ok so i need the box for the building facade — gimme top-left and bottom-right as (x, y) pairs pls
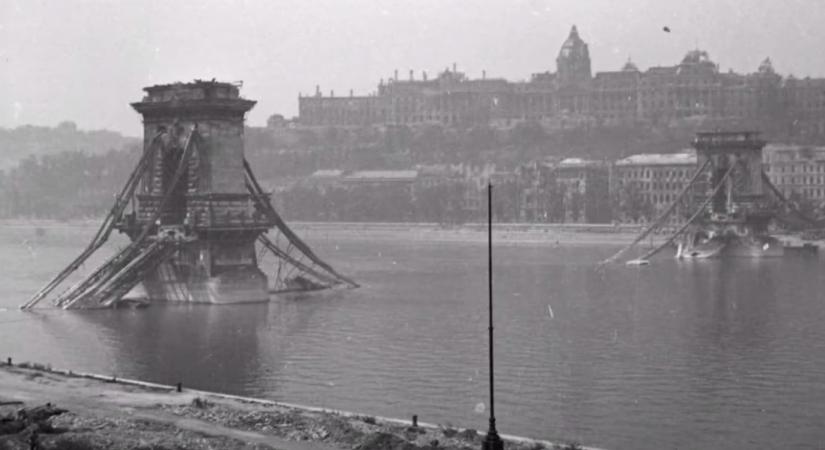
(298, 26), (825, 140)
(611, 152), (699, 224)
(554, 158), (611, 223)
(763, 145), (825, 204)
(516, 161), (557, 222)
(513, 158), (610, 223)
(288, 144), (825, 224)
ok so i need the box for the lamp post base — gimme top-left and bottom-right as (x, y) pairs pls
(482, 419), (504, 450)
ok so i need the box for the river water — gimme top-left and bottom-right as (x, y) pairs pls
(1, 224), (824, 449)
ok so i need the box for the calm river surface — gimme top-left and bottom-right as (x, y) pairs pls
(1, 224), (824, 449)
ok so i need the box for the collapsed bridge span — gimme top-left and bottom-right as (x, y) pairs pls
(603, 131), (825, 264)
(22, 80), (356, 310)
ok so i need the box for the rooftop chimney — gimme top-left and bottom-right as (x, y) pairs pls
(394, 69), (399, 81)
(423, 71), (428, 81)
(349, 89), (354, 97)
(452, 62), (457, 73)
(315, 85), (321, 96)
(482, 70), (487, 80)
(409, 69), (414, 81)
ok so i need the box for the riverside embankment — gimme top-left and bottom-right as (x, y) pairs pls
(289, 221), (659, 247)
(0, 218), (667, 249)
(0, 363), (595, 450)
(5, 219), (819, 252)
(0, 219), (652, 245)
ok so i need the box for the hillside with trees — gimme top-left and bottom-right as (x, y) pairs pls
(0, 123), (140, 218)
(245, 119), (701, 184)
(0, 118), (792, 223)
(0, 121), (139, 170)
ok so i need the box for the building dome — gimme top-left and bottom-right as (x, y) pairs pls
(556, 25), (592, 84)
(622, 58), (639, 72)
(681, 49), (712, 65)
(678, 49), (717, 75)
(559, 26), (586, 57)
(758, 57), (775, 74)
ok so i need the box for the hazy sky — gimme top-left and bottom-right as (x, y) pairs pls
(2, 0), (825, 136)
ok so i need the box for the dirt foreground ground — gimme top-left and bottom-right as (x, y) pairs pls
(0, 363), (594, 450)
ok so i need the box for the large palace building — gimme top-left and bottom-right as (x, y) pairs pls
(298, 26), (825, 139)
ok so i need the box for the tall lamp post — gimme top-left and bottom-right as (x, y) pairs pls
(483, 182), (504, 450)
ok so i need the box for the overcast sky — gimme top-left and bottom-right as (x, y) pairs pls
(2, 0), (824, 136)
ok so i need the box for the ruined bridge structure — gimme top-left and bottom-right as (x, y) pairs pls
(678, 131), (781, 257)
(22, 80), (356, 310)
(603, 130), (825, 264)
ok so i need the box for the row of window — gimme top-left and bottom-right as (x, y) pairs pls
(771, 176), (825, 185)
(621, 180), (687, 192)
(619, 168), (692, 180)
(771, 164), (825, 173)
(302, 98), (825, 125)
(783, 188), (825, 199)
(650, 193), (680, 204)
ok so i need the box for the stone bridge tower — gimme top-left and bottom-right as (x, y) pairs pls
(22, 80), (355, 310)
(125, 80), (274, 303)
(682, 130), (781, 257)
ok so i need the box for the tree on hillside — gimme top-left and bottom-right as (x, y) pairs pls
(411, 124), (445, 162)
(614, 181), (654, 223)
(568, 189), (583, 222)
(547, 181), (566, 222)
(464, 125), (497, 152)
(266, 114), (287, 128)
(413, 183), (449, 223)
(0, 124), (139, 170)
(491, 178), (520, 222)
(57, 121), (78, 132)
(0, 145), (139, 218)
(509, 121), (548, 149)
(787, 190), (819, 222)
(384, 125), (412, 154)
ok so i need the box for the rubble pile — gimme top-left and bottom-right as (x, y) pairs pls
(166, 399), (363, 444)
(0, 402), (269, 450)
(0, 403), (67, 449)
(164, 398), (560, 450)
(0, 366), (578, 450)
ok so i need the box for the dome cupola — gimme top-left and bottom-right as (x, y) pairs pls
(556, 25), (592, 84)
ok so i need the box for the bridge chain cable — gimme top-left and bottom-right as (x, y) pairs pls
(243, 159), (358, 288)
(56, 127), (200, 309)
(761, 171), (825, 228)
(21, 131), (166, 310)
(600, 158), (712, 265)
(633, 163), (738, 262)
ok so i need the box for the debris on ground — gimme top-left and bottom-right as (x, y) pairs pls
(0, 364), (581, 450)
